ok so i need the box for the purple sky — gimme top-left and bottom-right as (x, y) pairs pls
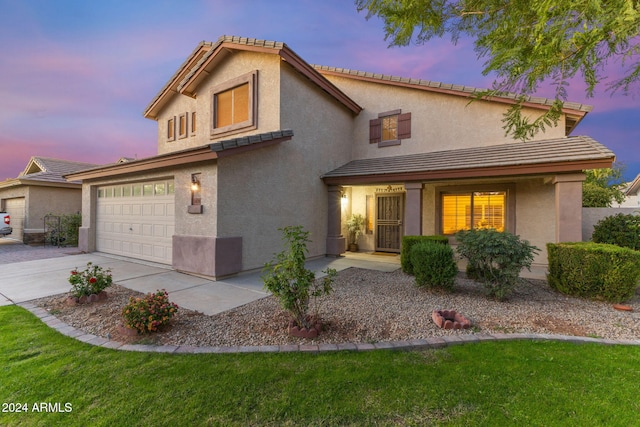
(1, 0), (638, 181)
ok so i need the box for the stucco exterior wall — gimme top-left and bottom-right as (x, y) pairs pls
(514, 177), (556, 265)
(156, 52), (282, 155)
(215, 61), (354, 271)
(28, 186), (82, 230)
(321, 75), (567, 161)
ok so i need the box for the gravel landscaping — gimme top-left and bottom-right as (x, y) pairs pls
(32, 267), (640, 347)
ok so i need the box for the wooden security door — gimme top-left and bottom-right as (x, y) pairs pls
(376, 194), (404, 252)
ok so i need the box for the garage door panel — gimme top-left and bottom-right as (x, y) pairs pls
(96, 180), (174, 265)
(5, 198), (25, 241)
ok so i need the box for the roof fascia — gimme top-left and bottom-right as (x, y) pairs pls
(626, 174), (640, 195)
(143, 42), (213, 120)
(65, 147), (217, 181)
(178, 42), (362, 114)
(322, 158), (613, 186)
(65, 134), (293, 181)
(0, 178), (21, 189)
(317, 68), (589, 118)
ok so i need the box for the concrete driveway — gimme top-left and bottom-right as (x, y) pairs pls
(0, 240), (400, 315)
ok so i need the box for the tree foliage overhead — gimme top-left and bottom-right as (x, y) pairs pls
(356, 0), (640, 140)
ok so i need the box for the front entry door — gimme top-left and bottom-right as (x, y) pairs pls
(376, 194), (404, 252)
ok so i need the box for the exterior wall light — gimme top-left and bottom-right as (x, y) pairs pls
(188, 173), (203, 214)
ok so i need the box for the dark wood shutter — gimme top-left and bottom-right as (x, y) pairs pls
(369, 118), (381, 144)
(398, 112), (411, 139)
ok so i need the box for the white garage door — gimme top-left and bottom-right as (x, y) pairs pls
(96, 180), (175, 264)
(5, 197), (25, 241)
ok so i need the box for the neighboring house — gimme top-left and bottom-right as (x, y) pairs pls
(66, 35), (615, 279)
(0, 157), (99, 243)
(617, 174), (640, 207)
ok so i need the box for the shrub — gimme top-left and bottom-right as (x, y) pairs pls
(455, 229), (539, 301)
(68, 262), (113, 298)
(121, 290), (179, 333)
(410, 241), (458, 291)
(262, 226), (336, 329)
(592, 213), (640, 251)
(401, 235), (449, 274)
(547, 242), (640, 302)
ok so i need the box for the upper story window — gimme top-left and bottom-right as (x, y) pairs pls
(211, 71), (258, 138)
(191, 112), (197, 135)
(369, 109), (411, 147)
(167, 117), (176, 141)
(178, 113), (188, 139)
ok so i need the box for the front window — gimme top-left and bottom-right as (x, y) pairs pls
(442, 191), (506, 234)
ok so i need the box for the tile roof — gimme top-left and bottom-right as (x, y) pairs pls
(209, 129), (293, 152)
(314, 65), (593, 113)
(322, 136), (614, 181)
(20, 157), (100, 184)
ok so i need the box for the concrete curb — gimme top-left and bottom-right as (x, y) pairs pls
(17, 302), (640, 354)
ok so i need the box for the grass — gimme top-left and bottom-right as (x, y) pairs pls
(1, 305), (639, 426)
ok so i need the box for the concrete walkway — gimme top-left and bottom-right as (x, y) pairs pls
(0, 240), (400, 315)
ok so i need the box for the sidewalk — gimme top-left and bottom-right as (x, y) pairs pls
(0, 242), (401, 315)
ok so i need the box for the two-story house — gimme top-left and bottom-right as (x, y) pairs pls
(66, 35), (615, 279)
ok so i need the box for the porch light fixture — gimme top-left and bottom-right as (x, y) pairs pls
(191, 175), (200, 191)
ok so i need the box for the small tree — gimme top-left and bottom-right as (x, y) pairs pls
(263, 226), (336, 329)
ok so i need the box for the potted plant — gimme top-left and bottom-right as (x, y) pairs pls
(346, 214), (365, 252)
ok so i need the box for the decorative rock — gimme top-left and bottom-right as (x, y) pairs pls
(432, 310), (472, 330)
(117, 324), (139, 337)
(288, 318), (322, 338)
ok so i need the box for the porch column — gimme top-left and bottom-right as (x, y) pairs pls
(553, 173), (586, 242)
(404, 182), (423, 236)
(326, 185), (346, 256)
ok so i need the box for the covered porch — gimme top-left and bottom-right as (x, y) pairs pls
(322, 136), (615, 264)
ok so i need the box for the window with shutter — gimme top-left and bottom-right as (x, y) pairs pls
(370, 109), (411, 147)
(210, 71), (258, 138)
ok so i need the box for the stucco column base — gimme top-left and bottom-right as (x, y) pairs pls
(172, 235), (242, 279)
(326, 236), (346, 257)
(553, 173), (586, 242)
(404, 182), (423, 236)
(326, 185), (345, 256)
(78, 226), (94, 253)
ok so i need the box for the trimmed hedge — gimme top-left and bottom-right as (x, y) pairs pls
(410, 241), (458, 291)
(547, 242), (640, 302)
(401, 235), (449, 274)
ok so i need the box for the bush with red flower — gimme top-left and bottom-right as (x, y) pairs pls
(68, 262), (113, 298)
(121, 289), (179, 334)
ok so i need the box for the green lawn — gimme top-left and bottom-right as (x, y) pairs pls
(1, 305), (639, 426)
